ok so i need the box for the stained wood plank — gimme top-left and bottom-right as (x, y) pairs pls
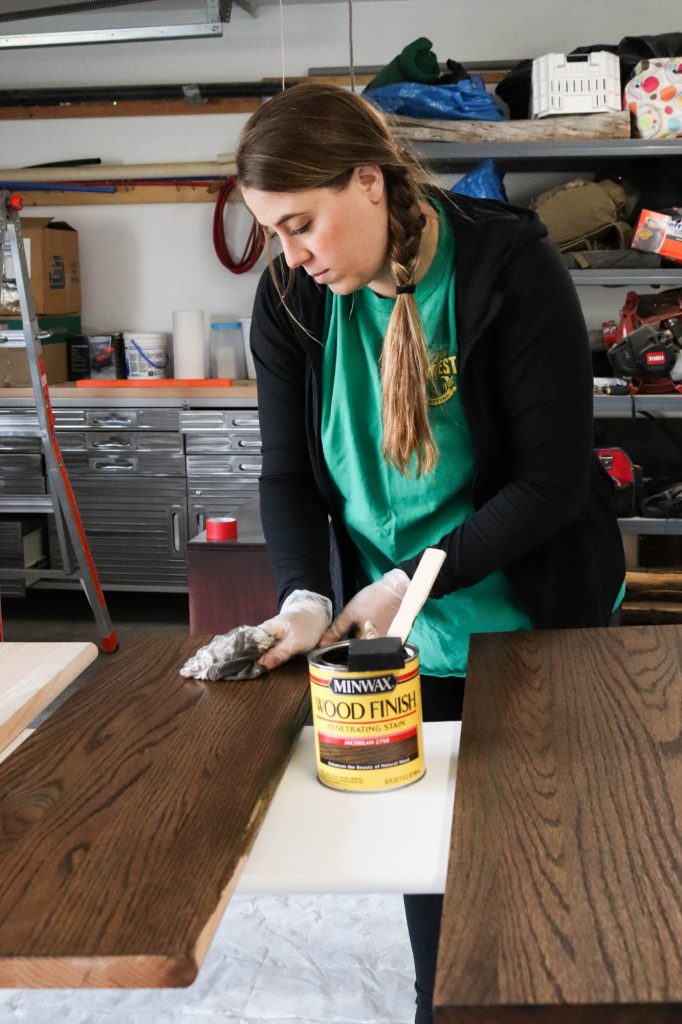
(435, 625), (682, 1023)
(0, 635), (310, 988)
(0, 642), (98, 754)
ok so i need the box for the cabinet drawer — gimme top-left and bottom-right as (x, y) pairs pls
(56, 431), (184, 453)
(181, 410), (259, 432)
(0, 453), (43, 478)
(186, 454), (262, 478)
(53, 408), (181, 431)
(61, 452), (185, 477)
(184, 431), (261, 454)
(0, 436), (42, 452)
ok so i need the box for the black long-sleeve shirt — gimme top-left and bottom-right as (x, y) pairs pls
(250, 191), (625, 629)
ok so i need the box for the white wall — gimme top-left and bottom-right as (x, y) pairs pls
(0, 0), (680, 338)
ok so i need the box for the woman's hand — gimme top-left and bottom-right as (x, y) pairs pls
(257, 590), (333, 671)
(319, 569), (410, 645)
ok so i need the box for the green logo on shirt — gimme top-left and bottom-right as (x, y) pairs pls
(428, 351), (458, 406)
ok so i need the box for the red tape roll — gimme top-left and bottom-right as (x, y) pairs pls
(206, 516), (238, 541)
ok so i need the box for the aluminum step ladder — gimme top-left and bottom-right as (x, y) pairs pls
(0, 190), (118, 651)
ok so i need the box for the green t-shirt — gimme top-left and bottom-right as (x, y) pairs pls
(321, 200), (533, 676)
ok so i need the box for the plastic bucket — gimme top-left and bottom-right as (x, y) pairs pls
(123, 331), (169, 379)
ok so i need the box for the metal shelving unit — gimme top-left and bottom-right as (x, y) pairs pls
(416, 136), (682, 543)
(416, 138), (682, 172)
(618, 517), (682, 536)
(593, 395), (682, 418)
(570, 269), (682, 287)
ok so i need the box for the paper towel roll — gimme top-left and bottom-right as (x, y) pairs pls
(172, 310), (205, 379)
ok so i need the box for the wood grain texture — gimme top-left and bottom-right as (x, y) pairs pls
(0, 635), (310, 987)
(435, 625), (682, 1024)
(188, 542), (277, 635)
(0, 642), (98, 755)
(392, 110), (630, 142)
(0, 97), (260, 120)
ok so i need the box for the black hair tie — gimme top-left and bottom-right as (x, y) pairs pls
(396, 284), (416, 295)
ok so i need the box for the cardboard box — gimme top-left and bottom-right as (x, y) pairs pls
(632, 208), (682, 264)
(1, 217), (81, 315)
(0, 341), (67, 387)
(0, 314), (79, 387)
(0, 313), (82, 344)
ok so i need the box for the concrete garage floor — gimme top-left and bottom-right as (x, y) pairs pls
(0, 589), (416, 1024)
(2, 587), (190, 644)
(1, 588), (191, 718)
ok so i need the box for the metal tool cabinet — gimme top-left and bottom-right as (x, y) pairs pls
(0, 433), (45, 596)
(49, 417), (188, 589)
(0, 396), (261, 593)
(182, 409), (262, 538)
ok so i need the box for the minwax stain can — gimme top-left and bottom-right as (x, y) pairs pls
(307, 641), (425, 792)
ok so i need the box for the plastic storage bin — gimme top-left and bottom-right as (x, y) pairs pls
(209, 322), (246, 380)
(531, 51), (622, 119)
(240, 317), (255, 379)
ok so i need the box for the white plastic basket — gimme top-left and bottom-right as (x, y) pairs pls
(531, 51), (622, 118)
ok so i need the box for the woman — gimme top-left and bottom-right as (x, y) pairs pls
(236, 82), (625, 1024)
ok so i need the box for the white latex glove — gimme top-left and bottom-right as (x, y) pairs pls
(319, 569), (410, 646)
(256, 589), (333, 671)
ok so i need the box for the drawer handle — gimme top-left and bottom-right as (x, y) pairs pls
(91, 439), (133, 449)
(171, 511), (181, 551)
(237, 438), (262, 448)
(238, 462), (262, 472)
(92, 459), (136, 471)
(232, 418), (259, 427)
(91, 415), (134, 426)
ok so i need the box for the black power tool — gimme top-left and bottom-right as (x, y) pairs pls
(606, 319), (682, 394)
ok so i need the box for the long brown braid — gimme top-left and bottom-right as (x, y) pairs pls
(382, 167), (437, 476)
(236, 82), (441, 476)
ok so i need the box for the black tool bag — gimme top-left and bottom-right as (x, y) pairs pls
(640, 478), (682, 518)
(595, 448), (642, 517)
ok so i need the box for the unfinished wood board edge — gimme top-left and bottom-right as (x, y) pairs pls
(0, 727), (34, 765)
(191, 704), (311, 970)
(0, 641), (98, 753)
(0, 953), (197, 989)
(626, 570), (682, 594)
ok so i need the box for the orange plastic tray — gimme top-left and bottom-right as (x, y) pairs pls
(75, 378), (234, 388)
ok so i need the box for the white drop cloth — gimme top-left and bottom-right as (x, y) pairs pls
(0, 893), (415, 1024)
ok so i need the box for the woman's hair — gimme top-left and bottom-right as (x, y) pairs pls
(236, 82), (439, 477)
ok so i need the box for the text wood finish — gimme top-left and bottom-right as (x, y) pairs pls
(434, 625), (682, 1024)
(0, 635), (310, 988)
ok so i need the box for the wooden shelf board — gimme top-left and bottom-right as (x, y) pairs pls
(16, 185), (221, 206)
(0, 96), (261, 121)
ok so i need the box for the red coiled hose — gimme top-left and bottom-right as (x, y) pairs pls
(213, 175), (264, 274)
